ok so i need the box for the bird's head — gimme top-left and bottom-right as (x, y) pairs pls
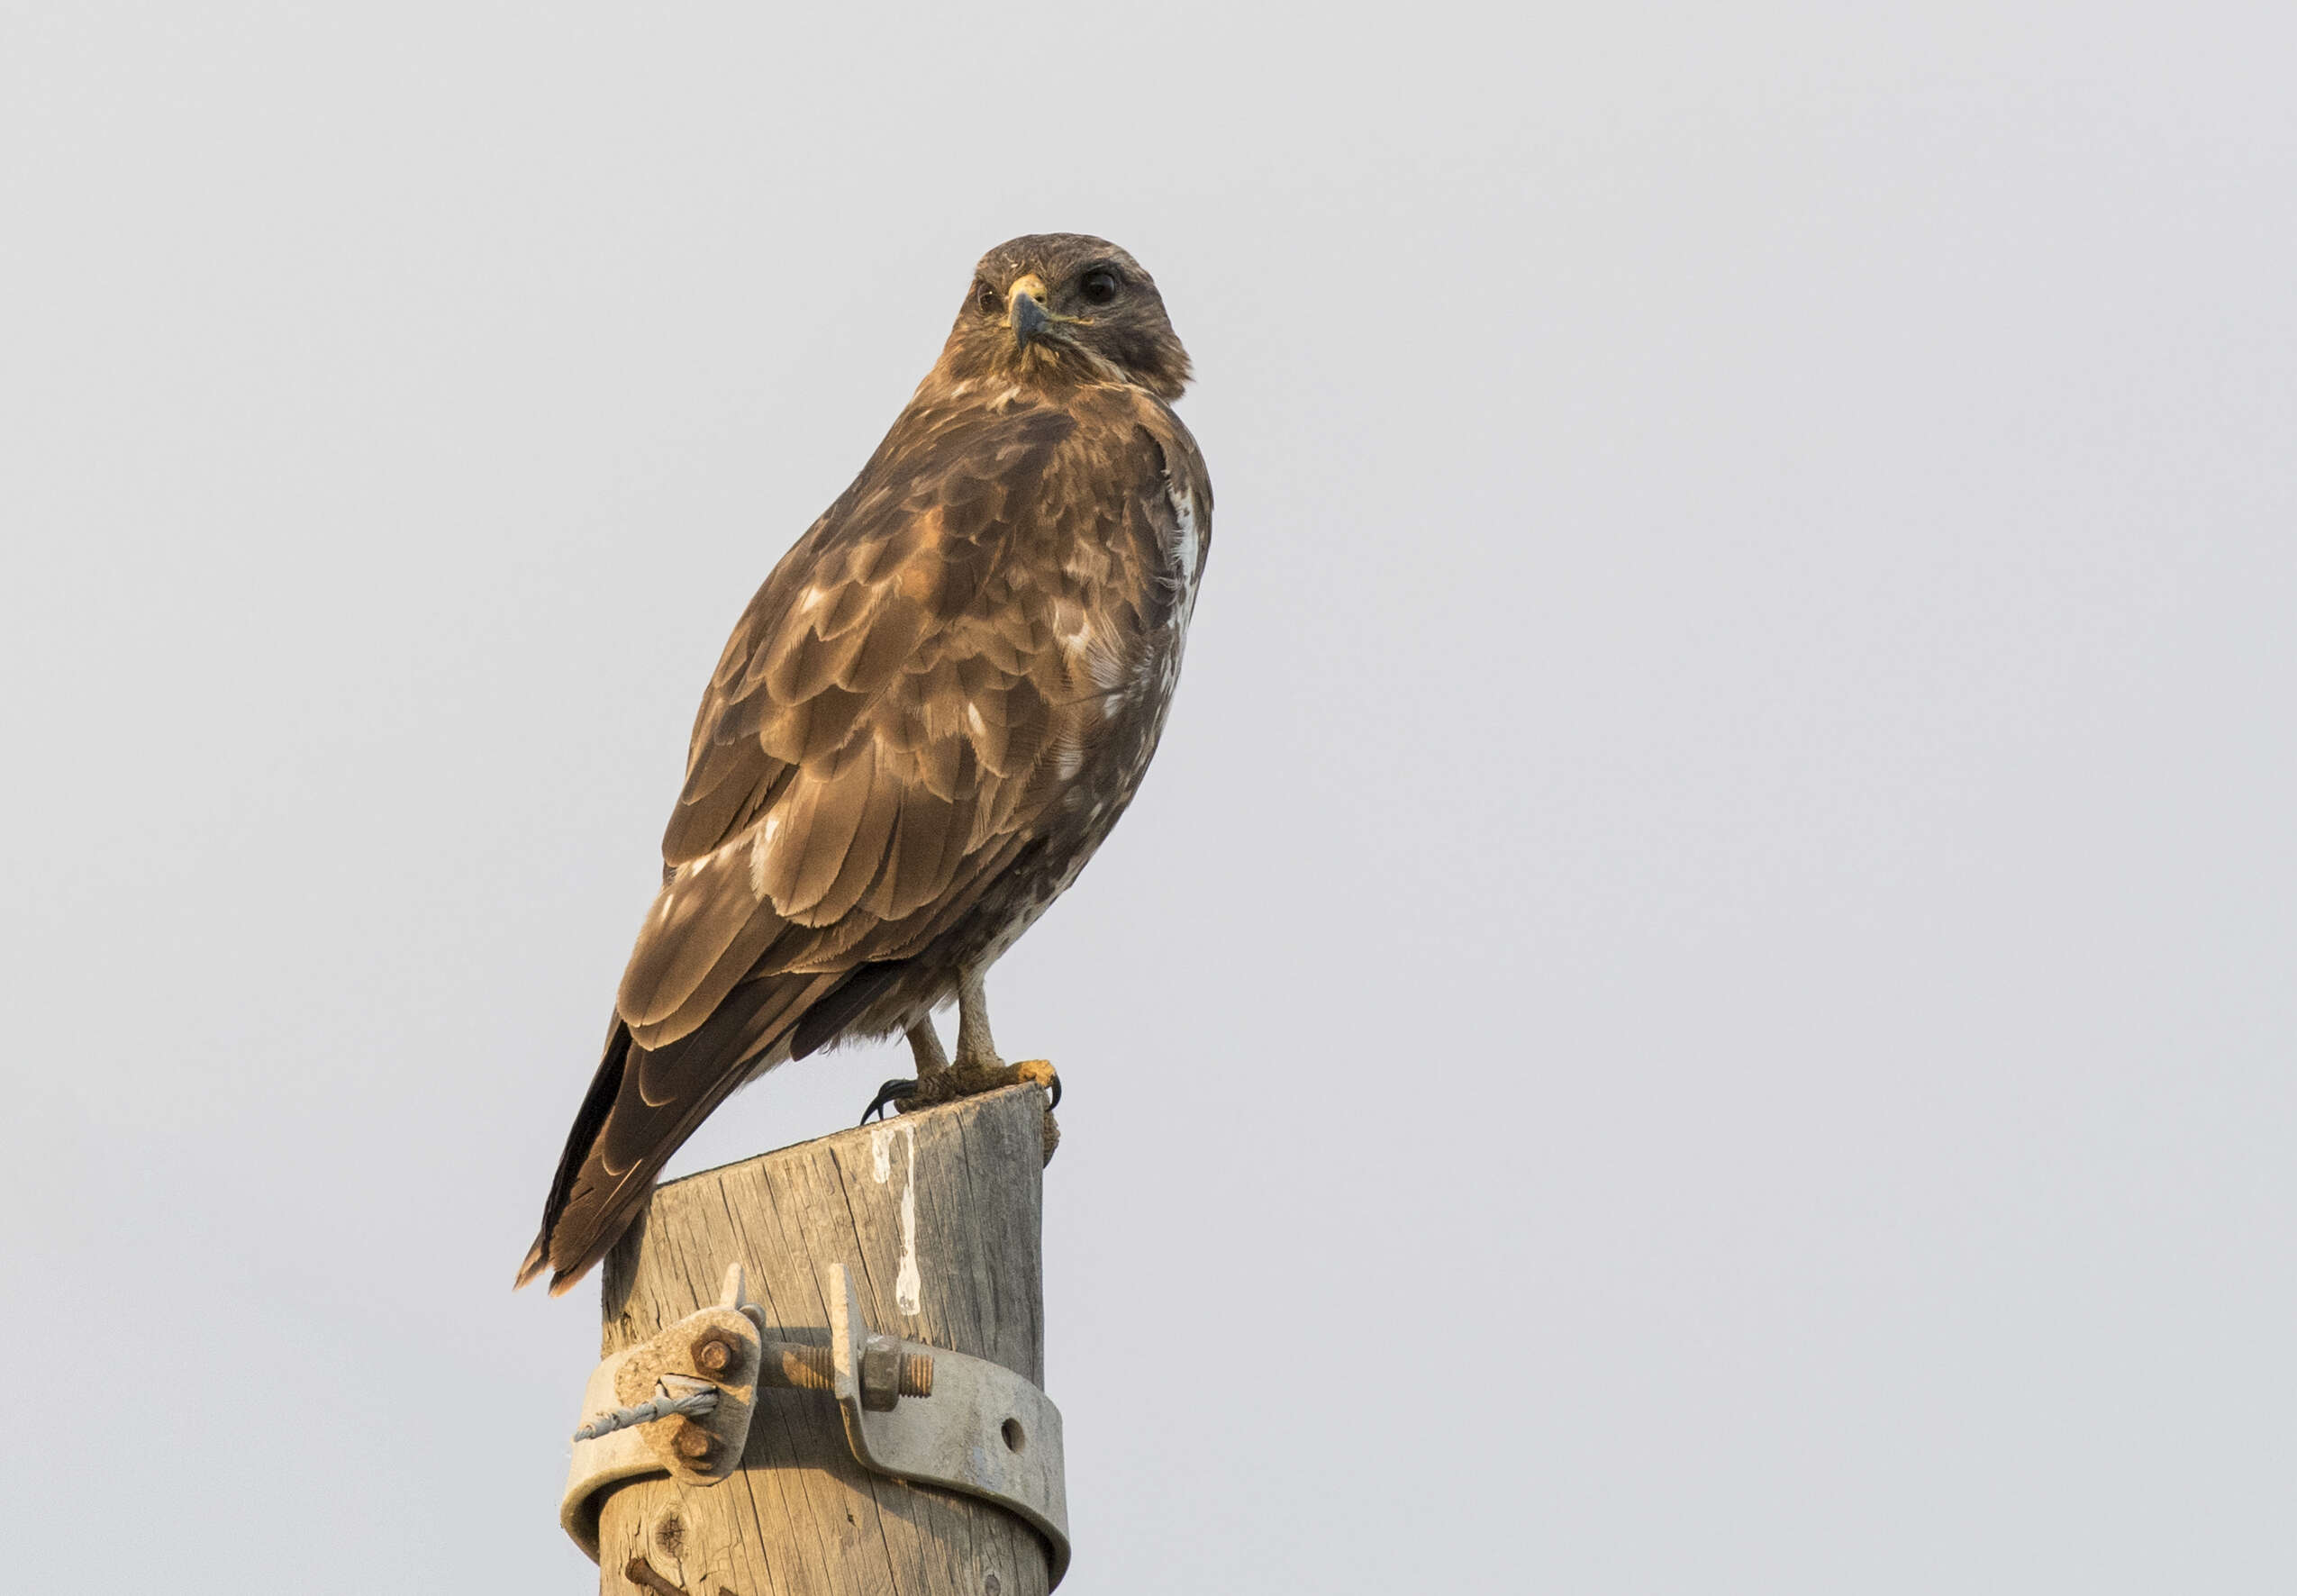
(937, 233), (1193, 402)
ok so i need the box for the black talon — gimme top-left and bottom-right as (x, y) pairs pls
(862, 1078), (917, 1124)
(1047, 1073), (1061, 1111)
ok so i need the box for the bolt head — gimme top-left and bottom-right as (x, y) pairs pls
(693, 1336), (735, 1374)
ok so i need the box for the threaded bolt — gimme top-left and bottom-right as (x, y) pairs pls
(756, 1339), (934, 1398)
(763, 1343), (835, 1390)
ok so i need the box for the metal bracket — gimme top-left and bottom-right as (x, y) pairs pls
(825, 1264), (1071, 1588)
(559, 1262), (1069, 1589)
(561, 1265), (766, 1558)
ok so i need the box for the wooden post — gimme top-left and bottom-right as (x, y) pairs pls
(592, 1084), (1055, 1596)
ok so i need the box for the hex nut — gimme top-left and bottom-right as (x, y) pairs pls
(860, 1333), (902, 1411)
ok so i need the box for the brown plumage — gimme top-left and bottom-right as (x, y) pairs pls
(518, 234), (1212, 1292)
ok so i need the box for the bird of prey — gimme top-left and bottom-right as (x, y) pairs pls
(517, 234), (1212, 1293)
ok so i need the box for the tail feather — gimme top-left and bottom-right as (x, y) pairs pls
(516, 969), (846, 1293)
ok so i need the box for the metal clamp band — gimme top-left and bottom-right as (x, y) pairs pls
(559, 1263), (1070, 1588)
(826, 1265), (1070, 1586)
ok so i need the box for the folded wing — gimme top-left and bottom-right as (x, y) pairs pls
(521, 394), (1200, 1291)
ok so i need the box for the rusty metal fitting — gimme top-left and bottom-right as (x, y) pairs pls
(758, 1338), (931, 1399)
(861, 1333), (937, 1408)
(692, 1333), (745, 1377)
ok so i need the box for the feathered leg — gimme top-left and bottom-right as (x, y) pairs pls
(954, 965), (1001, 1070)
(909, 1016), (951, 1076)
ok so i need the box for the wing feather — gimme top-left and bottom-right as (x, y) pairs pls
(617, 840), (772, 1034)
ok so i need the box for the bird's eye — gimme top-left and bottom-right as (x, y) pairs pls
(1078, 267), (1121, 306)
(975, 280), (1001, 315)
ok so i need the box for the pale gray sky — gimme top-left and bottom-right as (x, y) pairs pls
(3, 3), (2292, 1591)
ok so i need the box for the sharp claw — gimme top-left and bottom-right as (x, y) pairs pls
(861, 1078), (916, 1124)
(1011, 1059), (1060, 1110)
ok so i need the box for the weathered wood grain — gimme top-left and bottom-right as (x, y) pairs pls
(594, 1085), (1054, 1596)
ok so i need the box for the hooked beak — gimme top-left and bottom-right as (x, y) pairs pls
(1007, 273), (1055, 351)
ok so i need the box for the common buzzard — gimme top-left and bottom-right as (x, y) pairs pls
(518, 233), (1212, 1292)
